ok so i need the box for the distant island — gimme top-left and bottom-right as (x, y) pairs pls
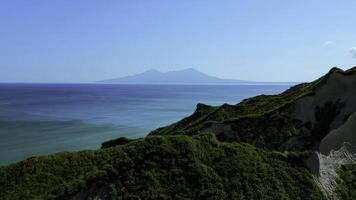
(99, 68), (294, 85)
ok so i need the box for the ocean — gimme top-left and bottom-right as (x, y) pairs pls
(0, 83), (291, 164)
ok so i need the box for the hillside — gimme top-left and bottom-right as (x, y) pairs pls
(1, 67), (356, 199)
(149, 67), (356, 151)
(149, 66), (356, 199)
(0, 134), (325, 200)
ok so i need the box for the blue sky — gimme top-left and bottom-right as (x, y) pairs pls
(1, 0), (356, 83)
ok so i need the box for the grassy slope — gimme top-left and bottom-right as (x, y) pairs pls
(148, 66), (330, 136)
(149, 67), (356, 151)
(148, 80), (319, 151)
(0, 134), (325, 200)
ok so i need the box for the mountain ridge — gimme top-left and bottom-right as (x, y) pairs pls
(99, 68), (291, 85)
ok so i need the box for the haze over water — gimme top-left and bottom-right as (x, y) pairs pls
(0, 84), (290, 164)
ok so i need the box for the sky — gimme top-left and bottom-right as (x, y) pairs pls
(1, 0), (356, 83)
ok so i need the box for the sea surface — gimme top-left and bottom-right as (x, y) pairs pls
(0, 83), (291, 164)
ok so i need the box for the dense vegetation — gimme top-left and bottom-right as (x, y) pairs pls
(335, 164), (356, 200)
(0, 134), (325, 200)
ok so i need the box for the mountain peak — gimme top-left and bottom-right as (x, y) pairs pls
(181, 68), (199, 72)
(144, 69), (161, 74)
(99, 68), (249, 84)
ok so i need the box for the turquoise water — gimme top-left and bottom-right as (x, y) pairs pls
(0, 84), (291, 164)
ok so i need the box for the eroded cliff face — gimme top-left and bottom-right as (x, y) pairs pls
(294, 71), (356, 131)
(306, 144), (356, 200)
(293, 69), (356, 149)
(292, 69), (356, 199)
(320, 113), (356, 155)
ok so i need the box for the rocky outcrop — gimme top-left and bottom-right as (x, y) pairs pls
(293, 68), (356, 150)
(320, 112), (356, 155)
(306, 143), (356, 199)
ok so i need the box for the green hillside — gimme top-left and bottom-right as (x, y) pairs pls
(0, 134), (325, 200)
